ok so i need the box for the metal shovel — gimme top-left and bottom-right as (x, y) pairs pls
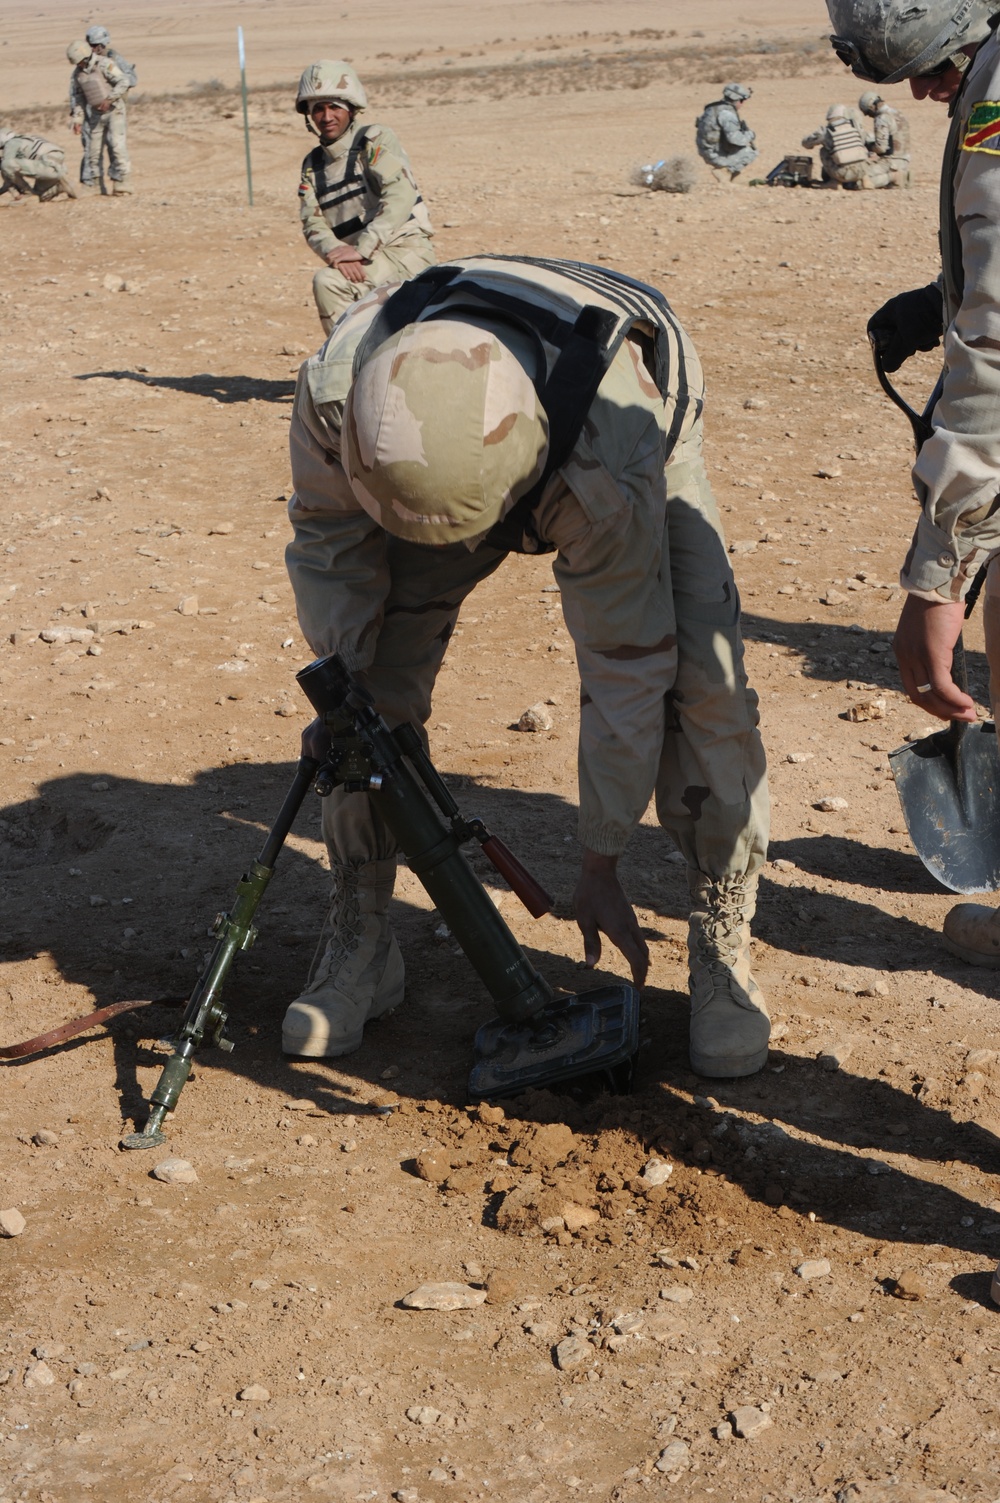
(871, 341), (1000, 893)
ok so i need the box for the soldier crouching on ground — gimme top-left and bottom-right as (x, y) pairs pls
(695, 83), (758, 184)
(0, 129), (77, 201)
(859, 89), (913, 186)
(295, 60), (435, 336)
(66, 37), (131, 193)
(801, 103), (890, 187)
(281, 255), (771, 1081)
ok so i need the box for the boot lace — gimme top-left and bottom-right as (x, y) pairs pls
(310, 868), (364, 984)
(692, 874), (753, 972)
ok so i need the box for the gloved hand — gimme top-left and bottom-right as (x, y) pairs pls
(867, 282), (943, 373)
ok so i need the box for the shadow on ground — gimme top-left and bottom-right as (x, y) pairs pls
(2, 763), (998, 1259)
(76, 370), (297, 404)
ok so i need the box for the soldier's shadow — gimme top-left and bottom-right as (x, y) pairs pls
(1, 764), (997, 1259)
(75, 370), (297, 404)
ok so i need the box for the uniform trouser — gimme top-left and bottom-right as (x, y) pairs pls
(822, 155), (891, 188)
(319, 431), (769, 885)
(312, 234), (436, 335)
(3, 148), (67, 196)
(81, 106), (129, 184)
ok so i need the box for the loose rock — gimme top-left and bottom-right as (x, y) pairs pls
(892, 1268), (928, 1301)
(847, 698), (886, 722)
(813, 796), (848, 813)
(23, 1360), (56, 1388)
(794, 1258), (831, 1281)
(152, 1157), (198, 1185)
(639, 1158), (673, 1187)
(405, 1404), (442, 1426)
(517, 702), (553, 732)
(32, 1129), (59, 1147)
(730, 1405), (772, 1439)
(553, 1334), (592, 1370)
(400, 1282), (487, 1311)
(0, 1208), (26, 1237)
(817, 1043), (852, 1072)
(238, 1384), (271, 1402)
(654, 1440), (690, 1473)
(659, 1286), (694, 1304)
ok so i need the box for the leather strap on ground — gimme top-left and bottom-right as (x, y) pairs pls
(0, 996), (186, 1059)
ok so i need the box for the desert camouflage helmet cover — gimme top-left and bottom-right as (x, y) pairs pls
(826, 102), (849, 119)
(85, 25), (110, 46)
(858, 89), (884, 112)
(722, 82), (752, 102)
(827, 0), (995, 83)
(295, 60), (368, 113)
(66, 39), (92, 64)
(342, 316), (550, 546)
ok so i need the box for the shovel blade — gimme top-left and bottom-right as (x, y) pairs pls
(889, 721), (1000, 893)
(468, 983), (640, 1099)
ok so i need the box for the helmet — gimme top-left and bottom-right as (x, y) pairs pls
(826, 102), (849, 119)
(826, 0), (994, 84)
(86, 25), (110, 46)
(295, 59), (367, 114)
(343, 317), (549, 546)
(66, 39), (92, 64)
(858, 89), (883, 113)
(722, 82), (752, 103)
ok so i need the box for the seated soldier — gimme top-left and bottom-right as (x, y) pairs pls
(295, 60), (435, 336)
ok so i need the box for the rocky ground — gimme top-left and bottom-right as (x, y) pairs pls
(2, 4), (1000, 1502)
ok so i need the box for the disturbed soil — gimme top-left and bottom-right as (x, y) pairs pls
(2, 3), (1000, 1501)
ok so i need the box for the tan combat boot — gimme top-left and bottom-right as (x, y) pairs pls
(282, 859), (405, 1056)
(687, 871), (770, 1077)
(942, 902), (1000, 966)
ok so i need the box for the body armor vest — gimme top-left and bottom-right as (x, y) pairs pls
(353, 254), (699, 554)
(828, 119), (868, 166)
(305, 125), (429, 244)
(78, 64), (111, 107)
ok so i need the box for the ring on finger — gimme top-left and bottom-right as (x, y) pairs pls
(916, 682), (933, 694)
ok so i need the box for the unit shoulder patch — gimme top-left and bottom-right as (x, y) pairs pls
(962, 101), (1000, 154)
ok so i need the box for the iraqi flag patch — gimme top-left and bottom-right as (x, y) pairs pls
(962, 101), (1000, 153)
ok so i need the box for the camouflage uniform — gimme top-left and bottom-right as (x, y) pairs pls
(68, 50), (130, 187)
(284, 256), (770, 1074)
(801, 108), (889, 187)
(694, 95), (758, 179)
(871, 102), (911, 185)
(300, 118), (435, 335)
(0, 132), (74, 200)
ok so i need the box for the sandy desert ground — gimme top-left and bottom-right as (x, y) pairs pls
(2, 2), (1000, 1501)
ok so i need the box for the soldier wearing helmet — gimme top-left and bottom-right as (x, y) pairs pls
(295, 59), (435, 335)
(694, 82), (758, 183)
(281, 255), (770, 1082)
(85, 26), (138, 89)
(801, 101), (889, 187)
(0, 128), (77, 202)
(828, 2), (1000, 1147)
(858, 89), (912, 185)
(66, 35), (133, 193)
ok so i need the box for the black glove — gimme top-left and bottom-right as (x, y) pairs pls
(867, 282), (943, 373)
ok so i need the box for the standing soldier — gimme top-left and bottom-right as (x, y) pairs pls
(695, 83), (758, 184)
(802, 103), (890, 188)
(295, 60), (435, 336)
(281, 255), (771, 1080)
(826, 0), (1000, 1304)
(0, 128), (77, 201)
(85, 25), (137, 89)
(66, 38), (131, 195)
(859, 90), (912, 187)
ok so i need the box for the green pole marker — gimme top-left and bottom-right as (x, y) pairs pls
(238, 25), (253, 206)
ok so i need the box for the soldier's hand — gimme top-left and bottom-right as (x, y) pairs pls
(868, 282), (943, 373)
(325, 245), (368, 284)
(72, 122), (82, 136)
(892, 593), (976, 722)
(573, 850), (649, 990)
(301, 715), (333, 762)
